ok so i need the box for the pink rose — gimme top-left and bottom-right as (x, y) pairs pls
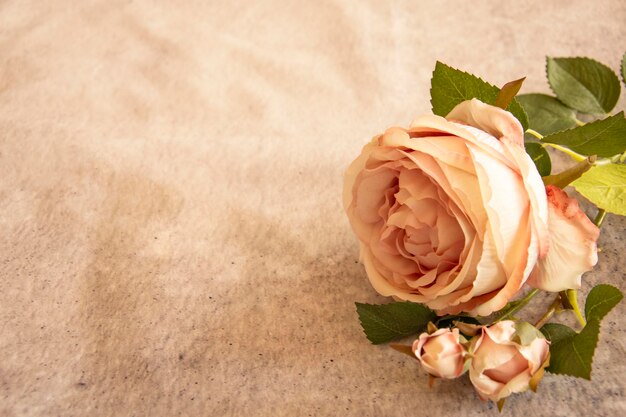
(344, 99), (550, 315)
(469, 320), (549, 402)
(344, 99), (601, 314)
(413, 328), (467, 379)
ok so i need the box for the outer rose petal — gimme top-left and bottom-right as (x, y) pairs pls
(446, 98), (524, 146)
(527, 185), (600, 292)
(343, 137), (378, 211)
(441, 102), (549, 316)
(448, 99), (550, 257)
(469, 321), (550, 402)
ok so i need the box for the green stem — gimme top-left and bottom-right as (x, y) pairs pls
(526, 127), (591, 162)
(526, 129), (543, 140)
(496, 289), (540, 322)
(534, 295), (561, 329)
(593, 158), (613, 166)
(565, 289), (586, 327)
(543, 143), (587, 162)
(593, 209), (606, 228)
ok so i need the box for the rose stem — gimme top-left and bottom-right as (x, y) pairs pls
(496, 289), (540, 322)
(564, 289), (586, 328)
(526, 129), (544, 140)
(544, 143), (587, 162)
(526, 129), (588, 162)
(534, 295), (561, 329)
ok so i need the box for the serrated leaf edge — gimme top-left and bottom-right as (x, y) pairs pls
(430, 61), (528, 129)
(585, 284), (624, 321)
(546, 319), (601, 380)
(356, 303), (406, 344)
(546, 56), (621, 114)
(542, 111), (626, 154)
(355, 302), (435, 345)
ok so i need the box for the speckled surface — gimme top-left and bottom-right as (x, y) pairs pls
(1, 1), (625, 416)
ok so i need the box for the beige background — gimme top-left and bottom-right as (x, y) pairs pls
(1, 1), (625, 416)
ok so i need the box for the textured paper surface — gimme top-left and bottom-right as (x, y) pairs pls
(1, 1), (625, 416)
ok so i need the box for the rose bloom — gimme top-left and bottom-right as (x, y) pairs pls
(413, 328), (466, 379)
(343, 99), (599, 316)
(469, 320), (549, 402)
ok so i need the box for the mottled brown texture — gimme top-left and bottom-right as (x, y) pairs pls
(0, 1), (625, 416)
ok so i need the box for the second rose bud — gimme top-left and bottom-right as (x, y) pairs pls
(412, 328), (468, 379)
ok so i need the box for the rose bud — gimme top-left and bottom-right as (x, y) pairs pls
(412, 328), (467, 379)
(469, 320), (550, 403)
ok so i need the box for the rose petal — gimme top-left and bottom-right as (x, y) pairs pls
(519, 338), (550, 374)
(446, 98), (524, 147)
(527, 185), (600, 292)
(343, 137), (378, 211)
(500, 139), (550, 258)
(466, 139), (530, 274)
(483, 320), (517, 344)
(361, 243), (429, 303)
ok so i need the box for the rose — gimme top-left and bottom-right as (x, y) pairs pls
(343, 98), (599, 316)
(413, 328), (467, 379)
(469, 320), (549, 402)
(343, 99), (549, 315)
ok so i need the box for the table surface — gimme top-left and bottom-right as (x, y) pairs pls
(1, 1), (625, 416)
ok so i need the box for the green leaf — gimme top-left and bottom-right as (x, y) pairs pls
(585, 284), (624, 321)
(517, 94), (577, 136)
(622, 52), (626, 86)
(431, 61), (528, 130)
(495, 77), (526, 110)
(524, 142), (552, 176)
(547, 57), (621, 114)
(540, 323), (576, 344)
(541, 112), (626, 158)
(543, 285), (621, 379)
(355, 302), (436, 345)
(572, 163), (626, 215)
(546, 318), (600, 379)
